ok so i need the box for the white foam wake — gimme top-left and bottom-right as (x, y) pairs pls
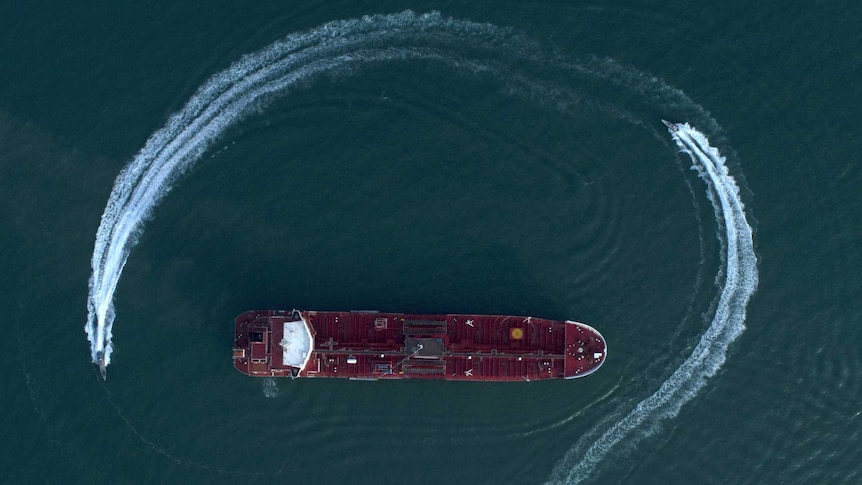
(551, 123), (758, 483)
(84, 10), (541, 372)
(84, 10), (757, 483)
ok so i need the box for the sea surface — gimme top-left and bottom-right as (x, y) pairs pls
(1, 2), (860, 484)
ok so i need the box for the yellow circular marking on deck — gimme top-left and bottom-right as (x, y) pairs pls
(510, 328), (524, 340)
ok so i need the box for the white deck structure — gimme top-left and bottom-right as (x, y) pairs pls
(280, 317), (313, 369)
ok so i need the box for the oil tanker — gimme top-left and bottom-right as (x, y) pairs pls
(233, 310), (606, 381)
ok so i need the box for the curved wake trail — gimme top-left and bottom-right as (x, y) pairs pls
(551, 123), (758, 483)
(84, 10), (756, 483)
(84, 11), (526, 372)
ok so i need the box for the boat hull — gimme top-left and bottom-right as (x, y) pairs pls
(233, 310), (606, 381)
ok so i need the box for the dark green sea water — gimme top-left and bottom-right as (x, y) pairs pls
(2, 2), (860, 484)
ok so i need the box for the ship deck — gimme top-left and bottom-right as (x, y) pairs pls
(233, 310), (606, 381)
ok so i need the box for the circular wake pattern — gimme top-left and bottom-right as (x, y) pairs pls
(84, 11), (758, 483)
(548, 124), (758, 483)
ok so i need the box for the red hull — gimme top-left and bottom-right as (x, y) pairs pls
(233, 310), (606, 381)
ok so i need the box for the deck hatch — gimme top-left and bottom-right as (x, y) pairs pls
(405, 337), (445, 359)
(403, 318), (448, 335)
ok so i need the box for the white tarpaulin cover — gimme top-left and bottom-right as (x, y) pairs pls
(280, 318), (313, 368)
